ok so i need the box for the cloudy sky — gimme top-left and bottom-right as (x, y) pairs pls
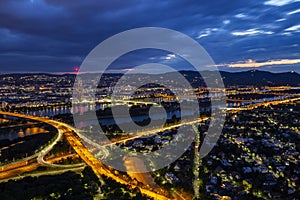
(0, 0), (300, 73)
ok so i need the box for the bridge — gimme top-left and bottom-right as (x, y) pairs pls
(76, 98), (159, 106)
(1, 96), (300, 199)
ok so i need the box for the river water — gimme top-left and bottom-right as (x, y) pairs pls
(1, 96), (289, 140)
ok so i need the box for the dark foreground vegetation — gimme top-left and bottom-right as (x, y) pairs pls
(0, 167), (151, 200)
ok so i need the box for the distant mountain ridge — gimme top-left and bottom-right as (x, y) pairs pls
(1, 70), (299, 87)
(177, 70), (300, 87)
(220, 70), (300, 87)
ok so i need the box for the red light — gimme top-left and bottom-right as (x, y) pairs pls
(74, 67), (79, 72)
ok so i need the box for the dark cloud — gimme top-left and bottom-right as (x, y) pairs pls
(0, 0), (299, 73)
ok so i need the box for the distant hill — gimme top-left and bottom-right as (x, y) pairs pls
(1, 70), (299, 87)
(175, 70), (300, 87)
(220, 70), (300, 87)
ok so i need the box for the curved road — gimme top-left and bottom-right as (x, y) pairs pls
(0, 111), (173, 200)
(1, 96), (299, 199)
(0, 111), (86, 169)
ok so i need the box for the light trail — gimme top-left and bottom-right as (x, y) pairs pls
(0, 154), (83, 180)
(0, 96), (299, 199)
(0, 111), (172, 199)
(104, 117), (210, 147)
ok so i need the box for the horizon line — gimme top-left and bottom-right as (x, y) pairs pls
(0, 69), (299, 76)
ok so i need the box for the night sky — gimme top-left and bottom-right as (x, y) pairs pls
(0, 0), (300, 73)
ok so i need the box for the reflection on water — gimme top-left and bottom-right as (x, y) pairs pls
(23, 96), (287, 118)
(226, 96), (289, 107)
(24, 104), (109, 117)
(14, 96), (288, 132)
(22, 104), (198, 129)
(0, 124), (47, 141)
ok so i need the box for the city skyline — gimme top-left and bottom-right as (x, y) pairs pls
(0, 2), (300, 199)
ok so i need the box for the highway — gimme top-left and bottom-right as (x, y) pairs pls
(0, 111), (173, 200)
(76, 98), (158, 105)
(63, 129), (173, 200)
(104, 117), (210, 147)
(0, 96), (299, 199)
(0, 154), (83, 180)
(0, 165), (85, 183)
(227, 96), (300, 112)
(96, 96), (300, 148)
(0, 111), (84, 170)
